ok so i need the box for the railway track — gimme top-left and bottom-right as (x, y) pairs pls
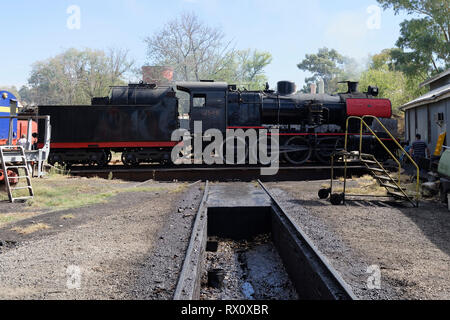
(67, 163), (366, 182)
(174, 180), (356, 300)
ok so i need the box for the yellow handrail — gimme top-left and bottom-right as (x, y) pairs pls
(344, 116), (420, 204)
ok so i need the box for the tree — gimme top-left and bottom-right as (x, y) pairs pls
(377, 0), (450, 76)
(24, 48), (134, 105)
(144, 13), (272, 89)
(211, 49), (273, 90)
(236, 49), (273, 89)
(370, 48), (403, 70)
(297, 48), (345, 93)
(145, 12), (232, 82)
(362, 48), (428, 114)
(297, 48), (363, 94)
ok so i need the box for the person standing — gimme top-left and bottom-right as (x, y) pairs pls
(409, 134), (430, 169)
(17, 134), (28, 148)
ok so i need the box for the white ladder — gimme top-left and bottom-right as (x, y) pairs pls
(0, 146), (34, 203)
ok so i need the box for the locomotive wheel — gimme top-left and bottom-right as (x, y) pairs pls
(315, 138), (345, 164)
(106, 150), (112, 163)
(283, 137), (311, 165)
(96, 151), (110, 167)
(64, 162), (73, 169)
(122, 152), (139, 167)
(48, 155), (56, 166)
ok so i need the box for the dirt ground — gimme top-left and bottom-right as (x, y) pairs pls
(0, 179), (203, 300)
(267, 180), (450, 300)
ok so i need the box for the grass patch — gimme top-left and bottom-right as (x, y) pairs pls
(1, 171), (187, 215)
(123, 184), (187, 194)
(170, 184), (188, 194)
(0, 215), (19, 225)
(0, 212), (39, 228)
(12, 223), (51, 235)
(46, 164), (71, 179)
(25, 182), (116, 210)
(0, 176), (121, 211)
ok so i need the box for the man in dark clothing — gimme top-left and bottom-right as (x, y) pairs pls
(409, 134), (430, 170)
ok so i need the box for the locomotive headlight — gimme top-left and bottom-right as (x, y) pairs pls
(368, 86), (379, 97)
(1, 92), (7, 99)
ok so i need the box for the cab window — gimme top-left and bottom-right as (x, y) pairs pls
(193, 94), (206, 108)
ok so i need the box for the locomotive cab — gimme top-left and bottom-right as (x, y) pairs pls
(176, 82), (227, 133)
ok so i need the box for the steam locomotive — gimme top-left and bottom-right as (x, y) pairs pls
(37, 80), (396, 167)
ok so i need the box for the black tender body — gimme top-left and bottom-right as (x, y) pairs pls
(38, 85), (178, 144)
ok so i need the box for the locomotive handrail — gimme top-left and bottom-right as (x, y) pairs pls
(343, 115), (420, 206)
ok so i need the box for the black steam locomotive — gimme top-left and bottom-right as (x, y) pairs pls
(38, 80), (395, 167)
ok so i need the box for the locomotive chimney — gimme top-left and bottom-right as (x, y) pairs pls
(347, 81), (359, 93)
(310, 83), (317, 95)
(277, 81), (296, 95)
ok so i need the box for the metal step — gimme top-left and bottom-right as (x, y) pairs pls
(12, 196), (34, 201)
(361, 159), (378, 165)
(367, 167), (385, 173)
(353, 152), (374, 158)
(5, 165), (28, 170)
(387, 191), (409, 199)
(8, 176), (30, 180)
(1, 157), (26, 162)
(373, 174), (393, 180)
(381, 183), (406, 191)
(11, 186), (33, 191)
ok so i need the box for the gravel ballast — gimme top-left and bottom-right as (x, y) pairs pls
(0, 182), (203, 300)
(267, 180), (450, 300)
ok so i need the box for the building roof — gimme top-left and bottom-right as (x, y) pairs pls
(400, 82), (450, 111)
(419, 68), (450, 88)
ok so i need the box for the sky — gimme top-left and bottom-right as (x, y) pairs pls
(0, 0), (411, 90)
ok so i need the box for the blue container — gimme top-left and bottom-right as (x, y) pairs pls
(0, 90), (18, 142)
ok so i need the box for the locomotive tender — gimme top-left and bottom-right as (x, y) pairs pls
(38, 80), (395, 167)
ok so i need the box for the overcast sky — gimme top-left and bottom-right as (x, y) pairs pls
(0, 0), (410, 89)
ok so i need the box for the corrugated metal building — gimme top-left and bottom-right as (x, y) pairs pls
(401, 69), (450, 152)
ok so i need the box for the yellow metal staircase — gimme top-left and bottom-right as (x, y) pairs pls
(359, 152), (415, 205)
(325, 116), (420, 207)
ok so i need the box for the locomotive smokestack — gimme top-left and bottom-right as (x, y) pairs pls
(339, 81), (359, 94)
(347, 81), (359, 93)
(277, 81), (296, 95)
